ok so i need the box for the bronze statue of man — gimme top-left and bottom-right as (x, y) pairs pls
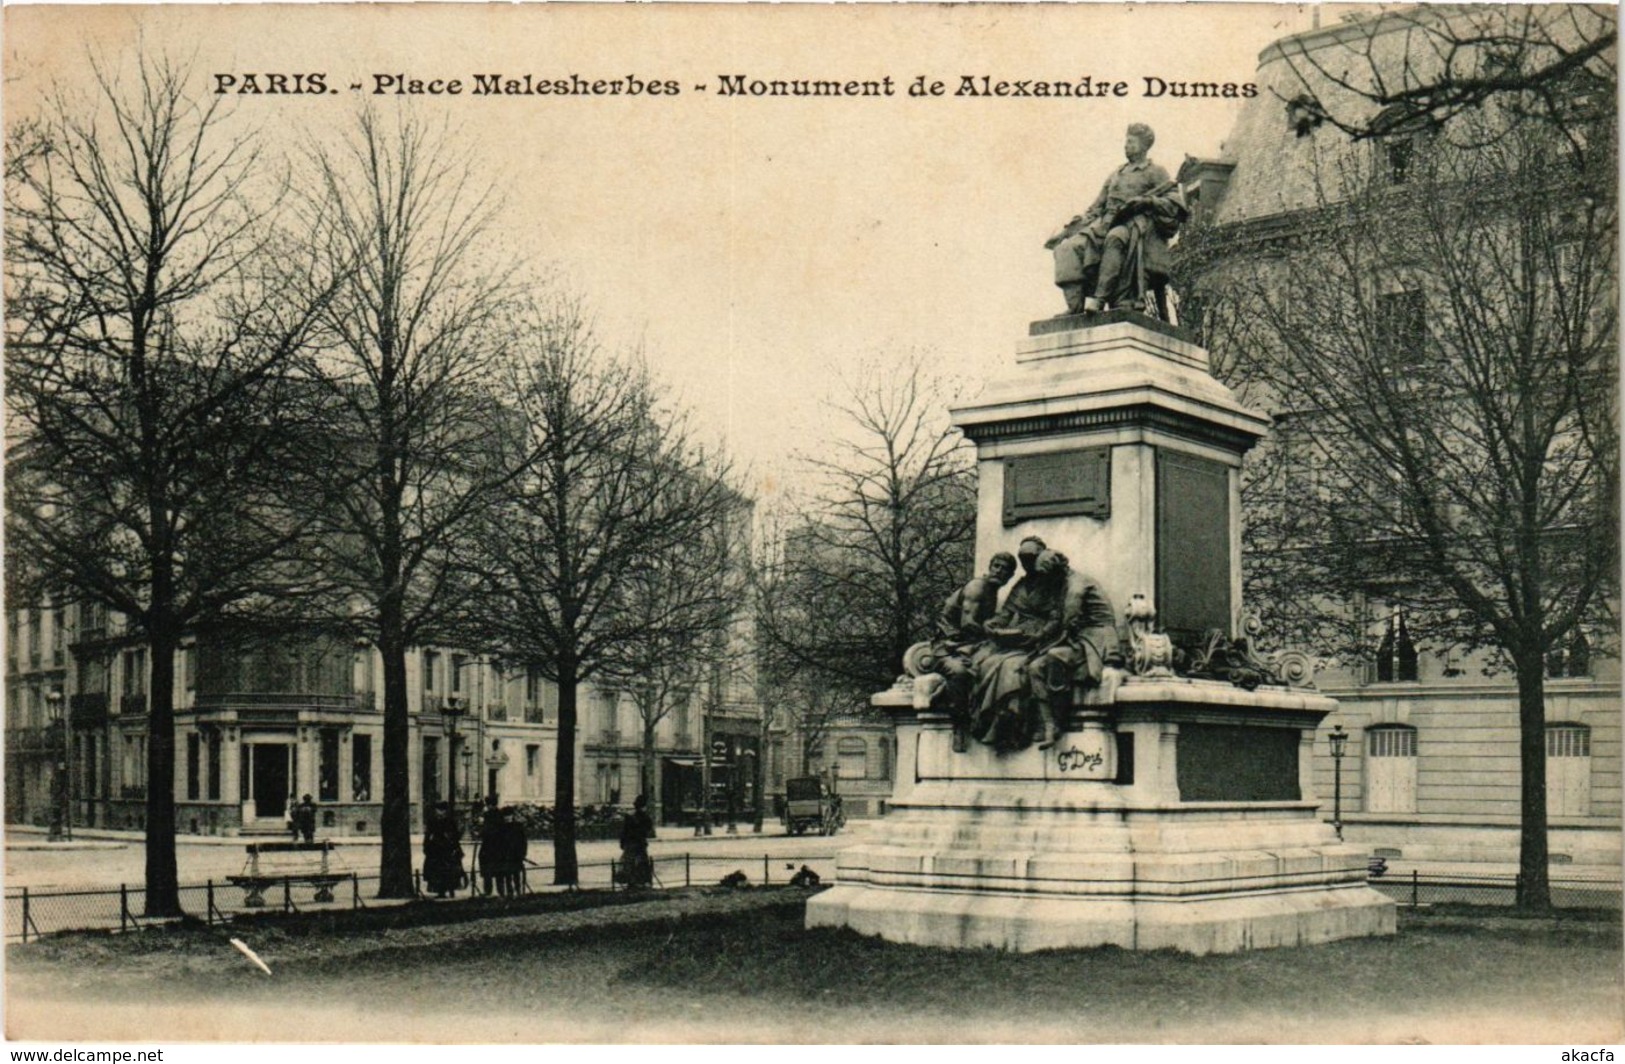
(931, 552), (1018, 741)
(1027, 550), (1120, 749)
(1046, 123), (1186, 316)
(968, 537), (1066, 751)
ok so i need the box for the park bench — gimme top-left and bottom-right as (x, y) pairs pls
(228, 841), (344, 908)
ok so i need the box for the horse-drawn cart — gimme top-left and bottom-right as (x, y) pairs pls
(784, 776), (844, 836)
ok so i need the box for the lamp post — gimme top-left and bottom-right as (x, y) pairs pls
(1328, 723), (1348, 841)
(441, 696), (467, 807)
(46, 690), (69, 841)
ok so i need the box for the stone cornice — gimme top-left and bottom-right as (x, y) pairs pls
(956, 400), (1267, 455)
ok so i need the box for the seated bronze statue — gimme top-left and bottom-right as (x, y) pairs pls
(931, 550), (1018, 748)
(1046, 122), (1187, 319)
(931, 538), (1120, 753)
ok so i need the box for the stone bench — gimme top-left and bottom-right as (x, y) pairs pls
(228, 841), (343, 907)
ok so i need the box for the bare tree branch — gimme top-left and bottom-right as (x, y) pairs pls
(5, 54), (340, 915)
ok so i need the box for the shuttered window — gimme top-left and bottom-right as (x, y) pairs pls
(1368, 727), (1417, 758)
(836, 737), (867, 780)
(1365, 726), (1417, 813)
(1547, 725), (1591, 758)
(1547, 724), (1592, 817)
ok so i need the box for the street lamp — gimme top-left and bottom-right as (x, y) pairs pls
(441, 696), (468, 807)
(46, 690), (68, 842)
(1328, 723), (1348, 841)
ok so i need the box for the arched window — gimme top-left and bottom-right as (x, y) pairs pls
(1373, 611), (1419, 682)
(836, 737), (867, 780)
(1365, 725), (1417, 813)
(1546, 724), (1592, 817)
(1370, 105), (1436, 186)
(1546, 633), (1592, 679)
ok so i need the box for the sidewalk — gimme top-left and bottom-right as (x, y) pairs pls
(6, 819), (812, 849)
(3, 819), (856, 894)
(10, 822), (1611, 880)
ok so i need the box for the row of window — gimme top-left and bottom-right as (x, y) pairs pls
(6, 606), (68, 671)
(420, 736), (543, 804)
(808, 735), (893, 782)
(177, 731), (380, 804)
(1349, 723), (1593, 817)
(1366, 613), (1591, 684)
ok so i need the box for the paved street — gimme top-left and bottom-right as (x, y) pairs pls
(3, 821), (857, 893)
(9, 822), (1618, 900)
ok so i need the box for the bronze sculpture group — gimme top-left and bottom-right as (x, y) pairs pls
(1046, 122), (1187, 318)
(931, 536), (1121, 752)
(909, 121), (1286, 750)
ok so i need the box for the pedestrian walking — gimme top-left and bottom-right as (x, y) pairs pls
(500, 808), (528, 897)
(293, 794), (318, 844)
(422, 801), (466, 898)
(619, 794), (656, 889)
(478, 795), (504, 896)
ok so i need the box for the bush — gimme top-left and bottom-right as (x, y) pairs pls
(505, 802), (624, 841)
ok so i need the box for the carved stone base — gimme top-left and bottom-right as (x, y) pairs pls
(808, 873), (1395, 955)
(805, 681), (1396, 955)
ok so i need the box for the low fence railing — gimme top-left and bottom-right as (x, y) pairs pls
(1367, 870), (1623, 912)
(5, 851), (836, 942)
(10, 864), (1619, 943)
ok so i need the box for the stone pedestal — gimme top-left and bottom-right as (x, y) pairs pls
(806, 678), (1395, 953)
(950, 313), (1271, 644)
(805, 315), (1396, 954)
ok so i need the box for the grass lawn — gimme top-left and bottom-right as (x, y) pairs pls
(7, 888), (1621, 1044)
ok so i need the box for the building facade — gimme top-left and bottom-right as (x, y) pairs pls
(6, 597), (761, 837)
(1178, 12), (1620, 865)
(752, 703), (897, 823)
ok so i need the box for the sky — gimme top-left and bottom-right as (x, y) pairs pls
(4, 2), (1328, 501)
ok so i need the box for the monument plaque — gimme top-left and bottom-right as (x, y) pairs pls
(1002, 448), (1110, 525)
(1155, 449), (1232, 643)
(1175, 723), (1302, 802)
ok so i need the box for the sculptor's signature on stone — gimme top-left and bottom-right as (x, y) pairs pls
(1056, 748), (1105, 772)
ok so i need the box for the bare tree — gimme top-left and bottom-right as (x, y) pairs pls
(757, 357), (977, 706)
(749, 513), (865, 783)
(1276, 5), (1615, 157)
(300, 109), (518, 898)
(601, 492), (744, 822)
(5, 57), (336, 915)
(472, 298), (739, 884)
(1183, 100), (1618, 910)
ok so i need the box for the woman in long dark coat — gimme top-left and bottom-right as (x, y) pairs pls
(422, 801), (465, 898)
(619, 794), (656, 889)
(499, 809), (529, 897)
(478, 796), (505, 896)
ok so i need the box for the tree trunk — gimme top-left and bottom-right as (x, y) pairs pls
(376, 629), (415, 898)
(753, 713), (767, 833)
(1514, 653), (1552, 911)
(143, 616), (181, 918)
(552, 655), (579, 885)
(699, 703), (713, 836)
(641, 722), (658, 822)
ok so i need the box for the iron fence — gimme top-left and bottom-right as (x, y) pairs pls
(13, 860), (1616, 943)
(1368, 869), (1623, 911)
(6, 852), (837, 942)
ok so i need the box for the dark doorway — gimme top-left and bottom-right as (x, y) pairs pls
(252, 744), (290, 818)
